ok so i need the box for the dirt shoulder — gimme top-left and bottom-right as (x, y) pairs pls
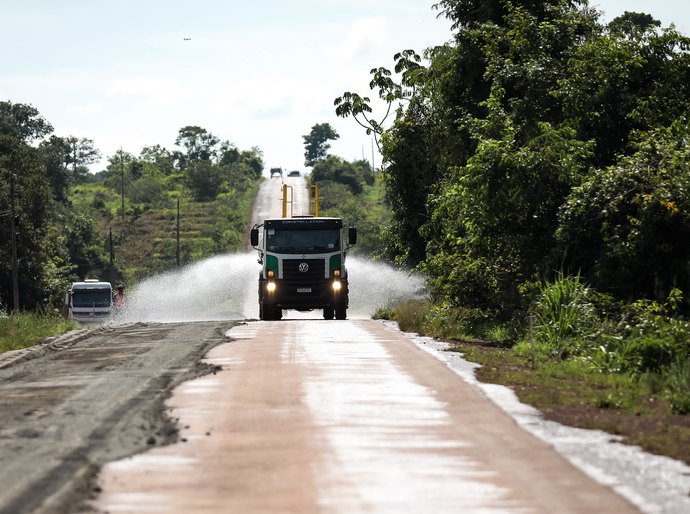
(0, 321), (234, 514)
(450, 340), (690, 466)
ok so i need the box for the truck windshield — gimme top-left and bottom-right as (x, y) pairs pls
(72, 290), (111, 308)
(267, 229), (340, 254)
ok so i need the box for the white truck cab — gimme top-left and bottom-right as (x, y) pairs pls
(64, 279), (113, 323)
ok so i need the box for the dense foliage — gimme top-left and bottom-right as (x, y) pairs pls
(0, 105), (263, 311)
(343, 0), (690, 416)
(337, 0), (690, 315)
(307, 154), (388, 256)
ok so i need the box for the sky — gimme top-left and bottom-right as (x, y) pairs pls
(1, 1), (689, 175)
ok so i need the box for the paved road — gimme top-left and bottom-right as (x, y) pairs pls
(94, 320), (639, 514)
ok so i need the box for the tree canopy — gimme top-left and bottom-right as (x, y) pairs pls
(337, 2), (690, 313)
(303, 123), (339, 167)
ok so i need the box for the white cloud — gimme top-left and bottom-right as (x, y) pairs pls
(338, 17), (390, 61)
(65, 101), (102, 114)
(106, 77), (189, 107)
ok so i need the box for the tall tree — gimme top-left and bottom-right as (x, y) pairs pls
(175, 126), (220, 166)
(39, 136), (71, 203)
(303, 123), (339, 167)
(0, 101), (64, 309)
(65, 136), (100, 183)
(0, 101), (52, 141)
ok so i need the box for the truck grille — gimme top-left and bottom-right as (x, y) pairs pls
(282, 259), (326, 282)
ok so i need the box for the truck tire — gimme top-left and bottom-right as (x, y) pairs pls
(261, 300), (275, 321)
(335, 304), (347, 320)
(323, 307), (334, 320)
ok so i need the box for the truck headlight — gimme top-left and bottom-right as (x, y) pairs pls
(267, 270), (275, 278)
(334, 269), (341, 278)
(332, 280), (342, 291)
(267, 281), (276, 292)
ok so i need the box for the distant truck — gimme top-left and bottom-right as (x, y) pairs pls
(251, 216), (357, 320)
(64, 279), (113, 323)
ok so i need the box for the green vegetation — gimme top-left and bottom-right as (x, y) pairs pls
(375, 280), (690, 463)
(307, 153), (390, 257)
(1, 108), (263, 310)
(0, 312), (79, 353)
(338, 1), (690, 314)
(353, 0), (690, 454)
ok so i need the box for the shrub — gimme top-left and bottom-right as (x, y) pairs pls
(529, 272), (596, 358)
(664, 358), (690, 414)
(395, 300), (433, 334)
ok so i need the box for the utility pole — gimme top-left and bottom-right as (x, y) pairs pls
(371, 139), (376, 173)
(9, 174), (19, 313)
(176, 196), (180, 267)
(109, 227), (115, 285)
(120, 148), (125, 225)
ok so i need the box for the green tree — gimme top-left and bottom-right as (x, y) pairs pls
(0, 101), (52, 141)
(240, 147), (264, 179)
(39, 136), (72, 203)
(140, 144), (177, 175)
(175, 126), (220, 166)
(0, 102), (61, 308)
(303, 123), (339, 167)
(186, 160), (223, 201)
(311, 155), (373, 195)
(557, 120), (690, 306)
(608, 11), (661, 38)
(65, 136), (100, 183)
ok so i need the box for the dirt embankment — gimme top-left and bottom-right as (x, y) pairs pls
(0, 321), (234, 514)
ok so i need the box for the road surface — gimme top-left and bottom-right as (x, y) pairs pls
(0, 175), (663, 513)
(94, 319), (639, 514)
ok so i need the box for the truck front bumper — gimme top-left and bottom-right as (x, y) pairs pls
(260, 278), (348, 310)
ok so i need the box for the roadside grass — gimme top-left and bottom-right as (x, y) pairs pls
(375, 291), (690, 465)
(454, 340), (690, 464)
(0, 312), (80, 354)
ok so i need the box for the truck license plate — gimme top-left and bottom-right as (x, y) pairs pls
(297, 287), (312, 293)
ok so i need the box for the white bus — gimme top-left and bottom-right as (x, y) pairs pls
(64, 279), (112, 323)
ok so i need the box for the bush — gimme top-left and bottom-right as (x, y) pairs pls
(665, 358), (690, 414)
(395, 300), (433, 334)
(526, 272), (597, 358)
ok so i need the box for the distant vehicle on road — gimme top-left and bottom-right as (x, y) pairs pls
(287, 170), (300, 177)
(64, 279), (112, 323)
(270, 167), (283, 179)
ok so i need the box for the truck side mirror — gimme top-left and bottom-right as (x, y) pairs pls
(348, 227), (357, 245)
(250, 228), (259, 247)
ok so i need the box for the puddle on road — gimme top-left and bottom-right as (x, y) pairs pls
(112, 253), (425, 323)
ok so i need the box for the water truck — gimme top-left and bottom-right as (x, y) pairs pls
(64, 279), (113, 323)
(250, 185), (357, 320)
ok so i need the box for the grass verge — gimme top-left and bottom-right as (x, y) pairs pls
(0, 312), (80, 354)
(374, 299), (690, 465)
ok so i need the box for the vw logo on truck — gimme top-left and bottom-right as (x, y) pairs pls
(299, 262), (309, 273)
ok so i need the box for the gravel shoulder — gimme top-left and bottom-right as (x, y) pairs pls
(0, 321), (234, 514)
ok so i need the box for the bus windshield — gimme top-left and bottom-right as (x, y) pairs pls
(72, 290), (112, 308)
(267, 229), (340, 254)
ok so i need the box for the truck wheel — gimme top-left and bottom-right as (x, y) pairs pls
(323, 307), (334, 320)
(261, 301), (275, 321)
(335, 304), (347, 320)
